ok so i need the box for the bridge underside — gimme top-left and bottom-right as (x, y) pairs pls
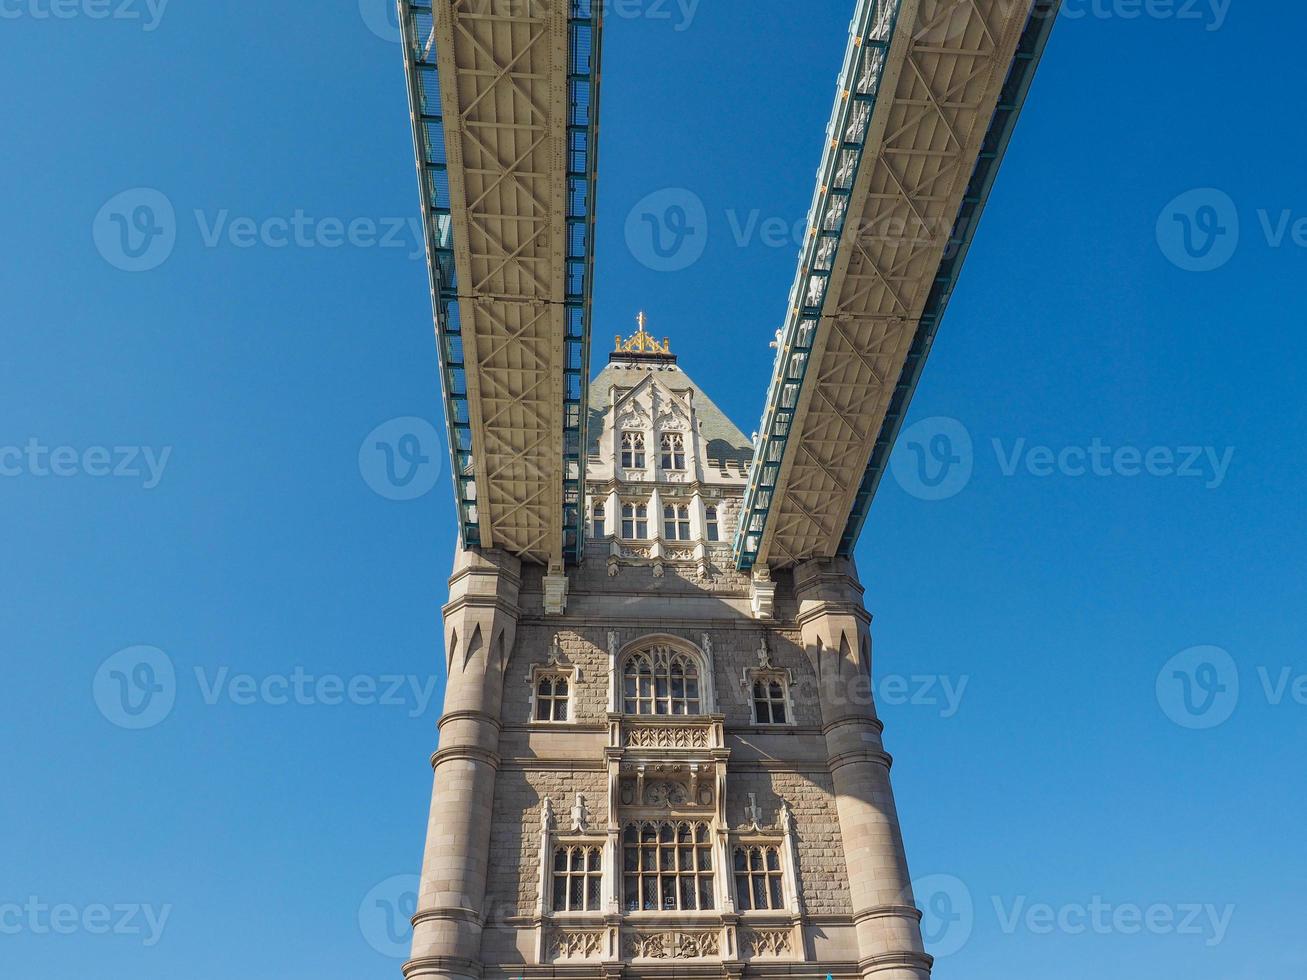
(737, 0), (1059, 572)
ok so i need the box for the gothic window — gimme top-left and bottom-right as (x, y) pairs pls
(752, 677), (789, 725)
(621, 431), (646, 469)
(662, 503), (690, 541)
(660, 432), (685, 470)
(591, 501), (606, 538)
(705, 505), (720, 542)
(552, 845), (603, 912)
(621, 502), (648, 539)
(733, 845), (784, 911)
(534, 674), (571, 722)
(623, 647), (701, 715)
(622, 821), (714, 912)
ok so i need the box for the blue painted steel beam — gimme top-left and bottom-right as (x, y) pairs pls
(836, 0), (1062, 556)
(564, 0), (603, 565)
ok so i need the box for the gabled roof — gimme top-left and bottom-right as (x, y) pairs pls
(587, 360), (753, 468)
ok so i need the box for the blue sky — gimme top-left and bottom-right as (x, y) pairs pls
(2, 2), (1304, 979)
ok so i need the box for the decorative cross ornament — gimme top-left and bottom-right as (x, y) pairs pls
(745, 792), (764, 831)
(570, 793), (589, 832)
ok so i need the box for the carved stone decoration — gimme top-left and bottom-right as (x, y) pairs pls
(741, 928), (793, 958)
(550, 930), (604, 960)
(541, 796), (555, 832)
(779, 798), (794, 835)
(642, 779), (689, 807)
(622, 931), (719, 959)
(745, 792), (764, 831)
(570, 793), (590, 832)
(624, 725), (709, 749)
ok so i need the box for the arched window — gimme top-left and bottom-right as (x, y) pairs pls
(733, 845), (784, 911)
(591, 501), (605, 538)
(535, 675), (570, 722)
(621, 431), (645, 469)
(622, 821), (714, 911)
(621, 501), (648, 539)
(622, 647), (702, 715)
(704, 504), (720, 542)
(552, 845), (603, 911)
(752, 677), (788, 724)
(662, 503), (690, 540)
(660, 432), (685, 470)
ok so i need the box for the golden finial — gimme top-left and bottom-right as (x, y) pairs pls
(615, 311), (671, 356)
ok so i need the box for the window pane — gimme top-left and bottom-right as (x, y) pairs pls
(733, 848), (747, 872)
(769, 877), (784, 909)
(766, 847), (780, 871)
(735, 875), (751, 911)
(755, 700), (770, 724)
(772, 701), (786, 723)
(699, 877), (715, 910)
(753, 877), (767, 908)
(554, 849), (568, 872)
(750, 848), (763, 871)
(536, 698), (551, 721)
(555, 678), (569, 697)
(698, 846), (712, 870)
(569, 876), (583, 909)
(680, 877), (697, 910)
(624, 847), (637, 872)
(552, 877), (567, 912)
(553, 698), (568, 721)
(624, 878), (638, 912)
(571, 849), (584, 872)
(587, 876), (601, 910)
(588, 848), (602, 871)
(642, 878), (657, 911)
(661, 877), (676, 909)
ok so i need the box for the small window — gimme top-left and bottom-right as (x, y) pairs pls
(592, 501), (606, 538)
(662, 503), (690, 541)
(621, 502), (648, 539)
(733, 845), (784, 911)
(752, 677), (788, 725)
(660, 432), (685, 470)
(535, 675), (571, 722)
(705, 505), (720, 542)
(552, 845), (603, 912)
(621, 432), (646, 469)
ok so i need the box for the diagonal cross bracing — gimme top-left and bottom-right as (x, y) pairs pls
(400, 0), (602, 567)
(736, 0), (1060, 571)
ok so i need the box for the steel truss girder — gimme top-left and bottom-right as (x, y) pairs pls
(401, 0), (601, 567)
(736, 0), (1060, 570)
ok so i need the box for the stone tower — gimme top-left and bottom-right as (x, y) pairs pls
(406, 322), (931, 980)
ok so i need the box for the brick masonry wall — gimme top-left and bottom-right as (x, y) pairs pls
(485, 766), (611, 916)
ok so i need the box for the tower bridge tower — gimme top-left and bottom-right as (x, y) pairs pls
(408, 321), (931, 980)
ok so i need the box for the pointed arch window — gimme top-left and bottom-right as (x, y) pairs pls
(663, 503), (690, 540)
(621, 501), (648, 539)
(622, 647), (702, 715)
(660, 432), (685, 470)
(621, 432), (646, 469)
